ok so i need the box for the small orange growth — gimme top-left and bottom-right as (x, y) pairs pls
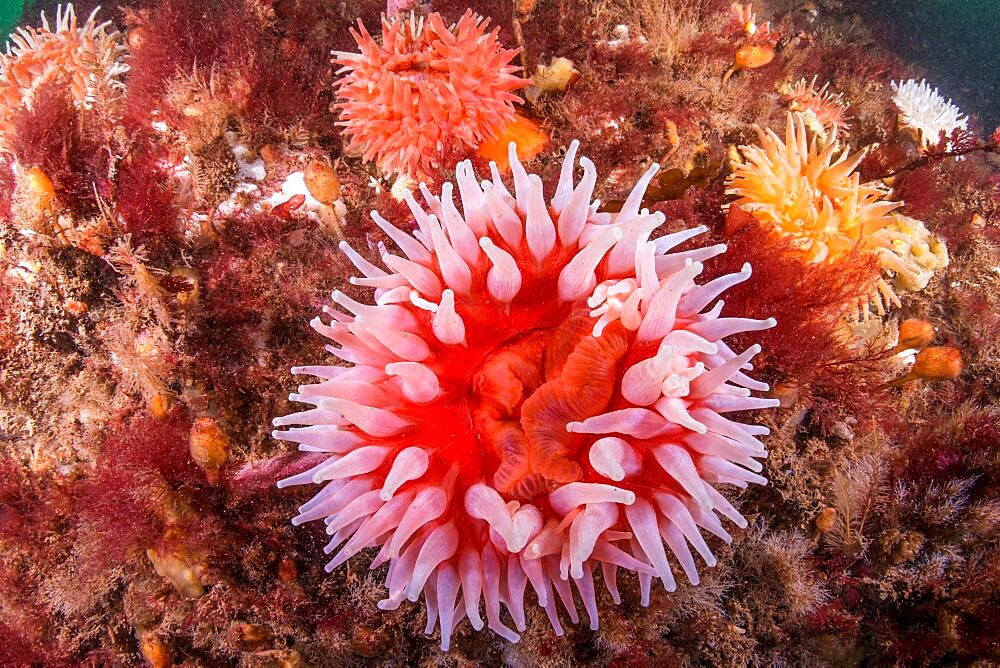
(815, 507), (837, 533)
(477, 113), (549, 172)
(895, 318), (935, 351)
(912, 346), (962, 382)
(735, 44), (775, 70)
(722, 44), (776, 85)
(139, 632), (173, 668)
(146, 534), (206, 598)
(25, 166), (56, 212)
(189, 417), (230, 484)
(258, 143), (281, 165)
(772, 381), (801, 408)
(232, 622), (273, 648)
(277, 556), (298, 584)
(149, 393), (173, 419)
(303, 159), (341, 204)
(889, 345), (963, 386)
(63, 298), (87, 315)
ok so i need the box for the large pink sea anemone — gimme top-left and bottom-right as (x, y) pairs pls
(333, 11), (529, 178)
(274, 143), (778, 648)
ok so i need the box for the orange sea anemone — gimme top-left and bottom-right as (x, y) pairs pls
(0, 4), (128, 152)
(275, 142), (778, 648)
(727, 112), (945, 316)
(333, 11), (530, 178)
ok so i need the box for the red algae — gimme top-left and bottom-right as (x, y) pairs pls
(114, 140), (183, 250)
(10, 82), (115, 216)
(123, 0), (339, 140)
(709, 207), (883, 394)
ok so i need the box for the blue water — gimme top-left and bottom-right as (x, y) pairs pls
(853, 0), (1000, 130)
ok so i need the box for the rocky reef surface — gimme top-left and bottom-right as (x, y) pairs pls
(0, 0), (997, 665)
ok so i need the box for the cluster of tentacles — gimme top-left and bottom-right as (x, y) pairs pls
(275, 141), (777, 648)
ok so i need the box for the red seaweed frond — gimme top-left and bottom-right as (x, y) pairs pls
(708, 206), (883, 391)
(72, 407), (201, 577)
(114, 140), (183, 252)
(10, 81), (114, 216)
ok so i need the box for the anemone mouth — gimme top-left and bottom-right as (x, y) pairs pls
(466, 310), (630, 500)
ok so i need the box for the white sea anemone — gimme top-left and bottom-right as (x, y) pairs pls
(890, 79), (968, 149)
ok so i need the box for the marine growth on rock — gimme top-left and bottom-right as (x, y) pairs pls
(0, 4), (127, 151)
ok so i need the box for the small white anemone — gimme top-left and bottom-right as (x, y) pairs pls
(891, 79), (968, 149)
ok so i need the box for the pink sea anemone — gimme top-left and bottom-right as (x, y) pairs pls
(0, 4), (128, 151)
(781, 76), (851, 135)
(274, 143), (778, 647)
(333, 11), (529, 178)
